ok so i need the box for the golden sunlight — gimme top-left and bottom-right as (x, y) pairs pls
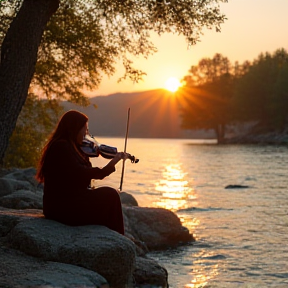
(164, 77), (181, 92)
(154, 164), (195, 211)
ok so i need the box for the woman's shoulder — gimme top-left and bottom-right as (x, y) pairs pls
(50, 139), (89, 164)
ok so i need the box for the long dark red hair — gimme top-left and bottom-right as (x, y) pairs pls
(36, 110), (88, 182)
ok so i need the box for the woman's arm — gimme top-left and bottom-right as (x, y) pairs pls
(46, 141), (120, 182)
(105, 152), (128, 168)
(98, 152), (128, 179)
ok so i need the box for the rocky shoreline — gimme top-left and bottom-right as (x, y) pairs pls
(0, 168), (194, 288)
(223, 129), (288, 145)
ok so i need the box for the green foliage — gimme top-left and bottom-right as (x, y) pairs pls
(272, 63), (288, 128)
(180, 53), (234, 141)
(0, 0), (228, 166)
(181, 48), (288, 140)
(3, 94), (63, 168)
(232, 48), (288, 129)
(0, 0), (227, 104)
(0, 0), (229, 167)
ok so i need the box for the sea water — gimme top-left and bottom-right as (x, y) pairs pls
(91, 138), (288, 287)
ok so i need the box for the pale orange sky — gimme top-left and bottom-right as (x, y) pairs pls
(89, 0), (288, 97)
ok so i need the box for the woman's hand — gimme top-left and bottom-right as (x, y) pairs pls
(105, 152), (128, 169)
(114, 152), (129, 161)
(102, 151), (130, 175)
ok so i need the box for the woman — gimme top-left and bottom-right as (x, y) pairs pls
(36, 110), (127, 235)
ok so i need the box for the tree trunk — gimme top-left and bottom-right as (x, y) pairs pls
(215, 123), (226, 144)
(0, 0), (59, 166)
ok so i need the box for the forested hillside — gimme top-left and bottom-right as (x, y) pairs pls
(180, 48), (288, 143)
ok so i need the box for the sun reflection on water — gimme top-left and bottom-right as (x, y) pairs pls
(153, 163), (220, 287)
(185, 251), (220, 288)
(184, 263), (219, 288)
(154, 164), (196, 212)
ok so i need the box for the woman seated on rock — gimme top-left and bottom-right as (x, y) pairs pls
(36, 110), (127, 235)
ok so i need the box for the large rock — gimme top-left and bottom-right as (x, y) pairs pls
(0, 177), (35, 196)
(133, 256), (168, 287)
(0, 207), (171, 288)
(120, 191), (139, 207)
(0, 167), (43, 209)
(2, 167), (40, 188)
(0, 209), (136, 288)
(0, 189), (43, 209)
(0, 246), (109, 288)
(123, 206), (193, 250)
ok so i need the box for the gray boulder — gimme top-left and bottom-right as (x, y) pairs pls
(0, 246), (109, 288)
(1, 213), (136, 288)
(2, 167), (40, 189)
(0, 167), (43, 208)
(0, 177), (35, 196)
(0, 189), (43, 209)
(0, 207), (170, 287)
(120, 191), (139, 206)
(123, 206), (194, 250)
(133, 256), (168, 288)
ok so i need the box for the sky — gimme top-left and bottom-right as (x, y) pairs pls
(88, 0), (288, 97)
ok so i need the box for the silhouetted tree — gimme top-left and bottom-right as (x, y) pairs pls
(272, 61), (288, 130)
(180, 48), (288, 142)
(232, 48), (288, 130)
(180, 53), (234, 143)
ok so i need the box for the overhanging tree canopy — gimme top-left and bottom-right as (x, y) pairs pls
(0, 0), (228, 165)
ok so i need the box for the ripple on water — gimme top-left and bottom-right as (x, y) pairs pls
(178, 206), (234, 213)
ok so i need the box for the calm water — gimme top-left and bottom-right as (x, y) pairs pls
(91, 138), (288, 288)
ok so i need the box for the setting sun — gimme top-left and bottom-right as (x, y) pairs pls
(164, 77), (181, 92)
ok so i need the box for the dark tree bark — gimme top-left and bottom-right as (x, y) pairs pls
(0, 0), (59, 166)
(215, 123), (226, 144)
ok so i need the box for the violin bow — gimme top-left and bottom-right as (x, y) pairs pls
(119, 107), (130, 191)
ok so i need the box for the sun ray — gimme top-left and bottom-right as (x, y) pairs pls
(125, 90), (180, 137)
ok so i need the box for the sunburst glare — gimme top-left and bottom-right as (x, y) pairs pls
(164, 77), (181, 92)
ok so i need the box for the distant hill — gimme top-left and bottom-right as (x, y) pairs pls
(62, 89), (212, 139)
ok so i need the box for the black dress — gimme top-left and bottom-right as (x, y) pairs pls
(42, 139), (124, 235)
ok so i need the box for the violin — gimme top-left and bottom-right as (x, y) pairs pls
(81, 134), (139, 163)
